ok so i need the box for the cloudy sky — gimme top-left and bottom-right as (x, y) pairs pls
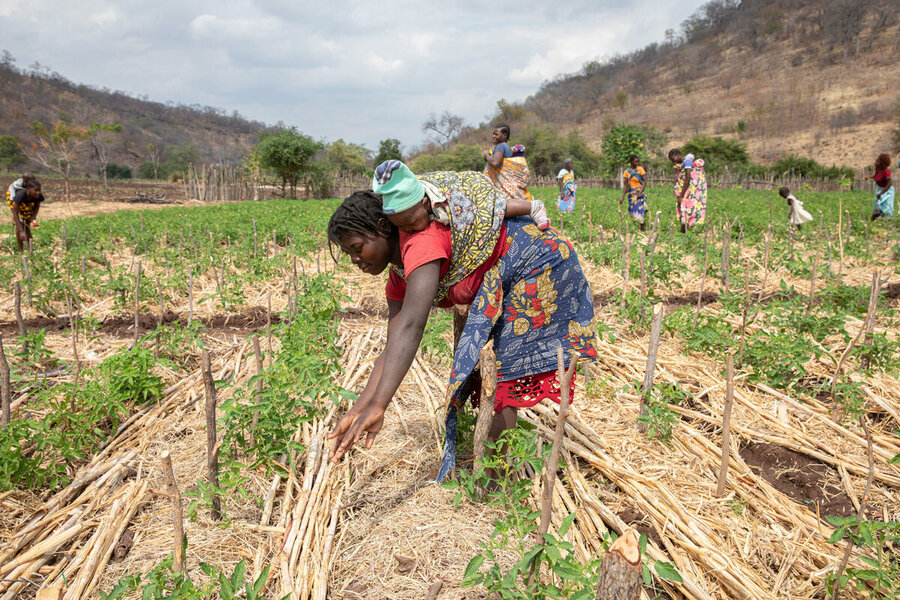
(1, 0), (707, 151)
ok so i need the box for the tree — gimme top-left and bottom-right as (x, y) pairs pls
(324, 139), (371, 174)
(682, 135), (749, 172)
(409, 144), (483, 174)
(161, 144), (200, 180)
(600, 125), (645, 176)
(374, 138), (403, 165)
(28, 120), (99, 202)
(422, 111), (466, 150)
(105, 163), (132, 179)
(145, 144), (161, 180)
(89, 123), (122, 185)
(256, 128), (322, 196)
(0, 135), (27, 171)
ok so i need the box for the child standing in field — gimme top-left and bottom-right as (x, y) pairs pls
(6, 174), (43, 252)
(779, 186), (812, 230)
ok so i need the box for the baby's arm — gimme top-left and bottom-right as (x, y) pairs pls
(505, 198), (532, 218)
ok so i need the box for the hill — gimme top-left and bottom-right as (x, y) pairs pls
(516, 0), (899, 170)
(0, 52), (268, 177)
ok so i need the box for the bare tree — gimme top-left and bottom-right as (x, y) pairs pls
(422, 111), (465, 150)
(90, 123), (122, 185)
(146, 143), (161, 180)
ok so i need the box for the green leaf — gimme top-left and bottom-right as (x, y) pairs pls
(654, 560), (683, 583)
(558, 513), (576, 536)
(642, 564), (652, 586)
(339, 389), (358, 401)
(827, 527), (846, 544)
(638, 532), (647, 555)
(569, 589), (594, 600)
(551, 563), (583, 580)
(463, 554), (485, 581)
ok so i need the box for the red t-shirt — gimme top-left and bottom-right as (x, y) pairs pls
(874, 168), (891, 188)
(385, 221), (508, 307)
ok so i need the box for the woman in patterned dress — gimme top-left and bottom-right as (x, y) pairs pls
(6, 175), (44, 252)
(326, 174), (597, 474)
(620, 154), (649, 230)
(668, 148), (707, 232)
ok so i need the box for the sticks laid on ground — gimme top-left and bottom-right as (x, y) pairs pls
(201, 350), (222, 520)
(716, 354), (735, 496)
(638, 304), (664, 432)
(538, 347), (578, 536)
(161, 451), (185, 572)
(473, 345), (497, 501)
(0, 335), (10, 426)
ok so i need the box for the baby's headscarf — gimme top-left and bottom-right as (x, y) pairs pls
(512, 144), (525, 157)
(373, 160), (425, 215)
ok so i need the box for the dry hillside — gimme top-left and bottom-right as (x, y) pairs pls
(524, 0), (899, 169)
(0, 53), (266, 175)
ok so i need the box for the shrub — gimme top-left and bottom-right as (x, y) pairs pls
(105, 163), (132, 180)
(601, 125), (646, 175)
(681, 135), (749, 172)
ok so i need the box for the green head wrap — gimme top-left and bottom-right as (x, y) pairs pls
(373, 160), (425, 215)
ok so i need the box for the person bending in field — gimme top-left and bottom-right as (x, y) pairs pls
(869, 153), (894, 221)
(778, 187), (812, 231)
(374, 160), (546, 236)
(6, 174), (44, 252)
(482, 124), (550, 229)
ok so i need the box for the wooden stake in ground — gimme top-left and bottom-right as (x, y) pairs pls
(473, 344), (497, 501)
(619, 223), (630, 312)
(0, 335), (10, 427)
(13, 282), (26, 338)
(720, 218), (730, 291)
(250, 336), (264, 448)
(187, 266), (194, 325)
(806, 253), (819, 313)
(65, 294), (80, 384)
(638, 304), (664, 432)
(737, 261), (752, 366)
(830, 271), (881, 418)
(161, 451), (185, 572)
(133, 260), (142, 347)
(595, 528), (642, 600)
(694, 230), (710, 328)
(267, 292), (273, 362)
(588, 210), (594, 245)
(538, 347), (578, 536)
(716, 354), (735, 496)
(757, 232), (770, 302)
(201, 350), (222, 520)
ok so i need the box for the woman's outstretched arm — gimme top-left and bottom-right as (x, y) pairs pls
(329, 260), (440, 461)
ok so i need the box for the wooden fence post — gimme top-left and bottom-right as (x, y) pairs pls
(201, 350), (222, 520)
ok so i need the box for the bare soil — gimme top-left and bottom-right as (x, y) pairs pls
(739, 441), (855, 518)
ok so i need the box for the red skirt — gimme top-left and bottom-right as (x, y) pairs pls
(494, 370), (576, 412)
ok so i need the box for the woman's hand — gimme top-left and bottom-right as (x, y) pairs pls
(327, 401), (386, 462)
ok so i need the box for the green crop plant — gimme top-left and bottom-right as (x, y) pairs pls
(825, 515), (900, 599)
(637, 382), (688, 444)
(101, 541), (286, 600)
(220, 274), (351, 477)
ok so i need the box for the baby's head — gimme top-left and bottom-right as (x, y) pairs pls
(667, 148), (683, 165)
(512, 144), (525, 158)
(778, 186), (790, 199)
(386, 198), (430, 233)
(373, 159), (431, 234)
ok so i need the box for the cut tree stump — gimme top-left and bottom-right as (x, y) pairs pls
(595, 528), (642, 600)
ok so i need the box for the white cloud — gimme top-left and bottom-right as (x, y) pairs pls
(0, 0), (709, 149)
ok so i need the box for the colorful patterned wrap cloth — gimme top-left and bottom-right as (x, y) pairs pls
(390, 170), (506, 306)
(558, 172), (576, 212)
(484, 155), (533, 203)
(436, 217), (597, 480)
(674, 158), (707, 227)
